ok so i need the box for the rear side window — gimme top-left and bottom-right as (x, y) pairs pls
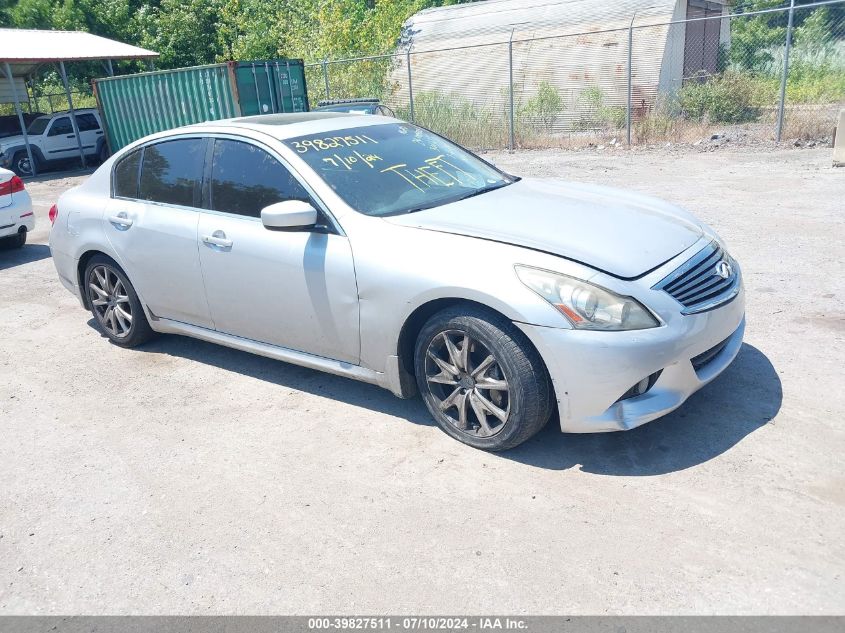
(209, 139), (309, 218)
(113, 149), (142, 199)
(76, 113), (101, 131)
(139, 138), (205, 207)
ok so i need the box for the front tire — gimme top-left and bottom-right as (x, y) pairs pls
(414, 306), (553, 451)
(84, 255), (155, 348)
(11, 151), (35, 177)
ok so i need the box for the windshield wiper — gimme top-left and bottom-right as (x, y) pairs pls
(452, 180), (513, 203)
(397, 180), (516, 216)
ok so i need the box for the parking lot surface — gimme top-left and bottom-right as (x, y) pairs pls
(1, 147), (843, 614)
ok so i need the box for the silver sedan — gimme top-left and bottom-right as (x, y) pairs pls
(48, 113), (745, 451)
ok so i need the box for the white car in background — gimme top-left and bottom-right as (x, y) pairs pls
(0, 167), (33, 248)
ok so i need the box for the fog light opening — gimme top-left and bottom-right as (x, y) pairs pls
(616, 370), (663, 403)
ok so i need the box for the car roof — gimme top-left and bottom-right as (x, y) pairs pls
(36, 108), (98, 118)
(187, 112), (396, 141)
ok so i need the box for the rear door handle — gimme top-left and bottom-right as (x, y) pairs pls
(202, 231), (233, 249)
(108, 212), (133, 229)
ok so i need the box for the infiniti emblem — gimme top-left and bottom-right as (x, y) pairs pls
(715, 260), (733, 280)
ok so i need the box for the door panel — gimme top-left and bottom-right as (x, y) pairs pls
(105, 198), (213, 328)
(42, 117), (78, 159)
(197, 212), (360, 363)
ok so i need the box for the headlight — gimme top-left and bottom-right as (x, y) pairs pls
(515, 265), (660, 331)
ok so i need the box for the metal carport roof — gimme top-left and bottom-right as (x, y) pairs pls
(0, 29), (158, 176)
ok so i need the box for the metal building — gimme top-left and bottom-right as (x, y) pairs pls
(394, 0), (729, 131)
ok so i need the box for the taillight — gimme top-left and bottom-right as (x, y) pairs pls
(49, 204), (58, 225)
(0, 175), (24, 196)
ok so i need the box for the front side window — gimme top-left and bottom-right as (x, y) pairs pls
(48, 117), (72, 137)
(139, 138), (205, 207)
(113, 149), (142, 199)
(210, 139), (309, 218)
(283, 122), (513, 217)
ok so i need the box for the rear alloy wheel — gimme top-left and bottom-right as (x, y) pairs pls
(414, 306), (553, 451)
(84, 255), (155, 348)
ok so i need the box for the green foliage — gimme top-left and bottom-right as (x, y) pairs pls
(519, 81), (563, 133)
(678, 72), (763, 123)
(396, 90), (505, 149)
(574, 87), (626, 131)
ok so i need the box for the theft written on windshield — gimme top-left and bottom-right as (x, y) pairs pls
(283, 122), (515, 217)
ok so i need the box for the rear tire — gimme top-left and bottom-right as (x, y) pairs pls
(414, 305), (553, 451)
(98, 144), (109, 164)
(84, 255), (155, 348)
(12, 227), (26, 248)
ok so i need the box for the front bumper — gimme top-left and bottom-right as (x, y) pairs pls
(516, 271), (746, 433)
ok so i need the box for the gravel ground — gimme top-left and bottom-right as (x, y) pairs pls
(1, 146), (843, 614)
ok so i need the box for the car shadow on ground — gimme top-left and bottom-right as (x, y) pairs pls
(0, 243), (51, 270)
(503, 343), (781, 475)
(103, 323), (779, 475)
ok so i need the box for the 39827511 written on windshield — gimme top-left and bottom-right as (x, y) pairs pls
(283, 123), (516, 217)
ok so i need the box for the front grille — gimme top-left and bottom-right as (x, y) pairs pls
(653, 241), (740, 314)
(691, 337), (730, 371)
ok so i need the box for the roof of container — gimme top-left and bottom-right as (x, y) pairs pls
(0, 29), (158, 77)
(403, 0), (721, 49)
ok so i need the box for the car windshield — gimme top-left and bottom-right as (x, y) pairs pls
(27, 117), (50, 135)
(283, 122), (514, 217)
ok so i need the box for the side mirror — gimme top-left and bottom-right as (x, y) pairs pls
(261, 200), (318, 231)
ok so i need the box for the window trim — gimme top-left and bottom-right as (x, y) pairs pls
(109, 132), (343, 235)
(198, 132), (343, 235)
(110, 135), (209, 212)
(47, 116), (72, 137)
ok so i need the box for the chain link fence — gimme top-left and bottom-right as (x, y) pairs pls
(307, 0), (845, 150)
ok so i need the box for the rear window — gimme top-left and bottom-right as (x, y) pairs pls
(113, 149), (142, 199)
(138, 139), (205, 207)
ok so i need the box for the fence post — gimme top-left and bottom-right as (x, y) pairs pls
(58, 61), (87, 169)
(626, 14), (636, 146)
(3, 62), (37, 176)
(322, 59), (330, 100)
(406, 48), (415, 123)
(776, 0), (796, 142)
(508, 30), (515, 152)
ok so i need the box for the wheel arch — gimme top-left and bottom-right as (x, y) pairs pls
(396, 297), (544, 379)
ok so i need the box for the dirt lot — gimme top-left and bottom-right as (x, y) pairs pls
(1, 146), (843, 615)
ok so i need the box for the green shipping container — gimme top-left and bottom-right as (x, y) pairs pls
(93, 60), (309, 152)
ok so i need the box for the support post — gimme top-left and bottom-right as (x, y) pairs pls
(627, 14), (635, 146)
(322, 59), (330, 100)
(106, 59), (114, 76)
(406, 48), (415, 123)
(59, 61), (87, 169)
(508, 30), (515, 152)
(3, 62), (37, 176)
(776, 0), (796, 143)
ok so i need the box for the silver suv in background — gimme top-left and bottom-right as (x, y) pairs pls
(0, 109), (108, 177)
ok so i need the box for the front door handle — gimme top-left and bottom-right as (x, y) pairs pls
(108, 212), (133, 229)
(202, 231), (233, 250)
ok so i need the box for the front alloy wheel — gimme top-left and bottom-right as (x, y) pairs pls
(415, 306), (553, 451)
(425, 330), (511, 438)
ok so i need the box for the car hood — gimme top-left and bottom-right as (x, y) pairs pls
(385, 178), (704, 279)
(0, 134), (26, 149)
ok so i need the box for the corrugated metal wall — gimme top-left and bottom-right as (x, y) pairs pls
(95, 64), (239, 152)
(0, 76), (28, 106)
(389, 0), (727, 133)
(95, 60), (309, 152)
